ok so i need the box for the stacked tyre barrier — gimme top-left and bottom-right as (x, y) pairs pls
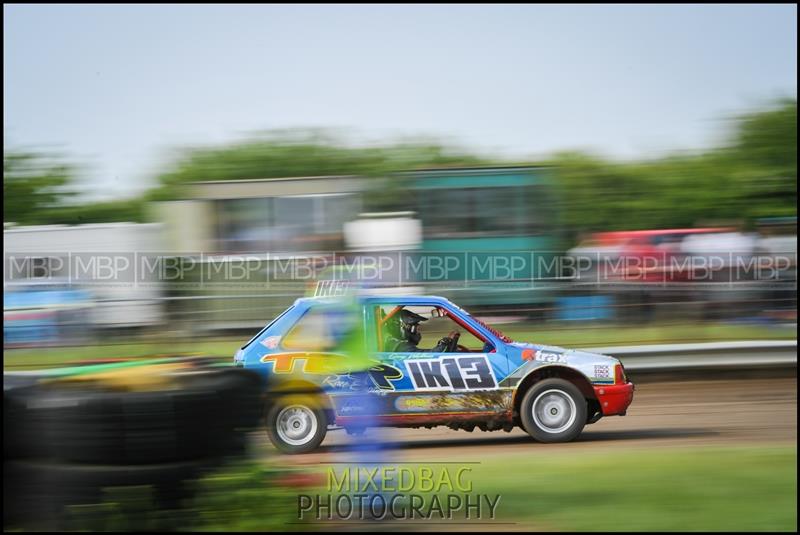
(3, 358), (264, 530)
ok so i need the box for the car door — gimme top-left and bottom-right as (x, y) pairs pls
(367, 303), (509, 419)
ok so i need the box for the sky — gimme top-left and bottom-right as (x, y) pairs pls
(3, 4), (797, 200)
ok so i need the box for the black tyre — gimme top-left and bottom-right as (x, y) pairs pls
(519, 378), (587, 443)
(265, 394), (327, 454)
(4, 364), (263, 465)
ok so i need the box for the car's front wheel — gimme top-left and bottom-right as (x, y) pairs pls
(520, 379), (587, 443)
(266, 395), (327, 454)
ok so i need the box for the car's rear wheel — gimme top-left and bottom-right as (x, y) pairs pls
(266, 395), (327, 454)
(520, 378), (587, 442)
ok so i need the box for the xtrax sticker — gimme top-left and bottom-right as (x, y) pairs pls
(405, 355), (498, 392)
(521, 348), (567, 363)
(535, 350), (567, 364)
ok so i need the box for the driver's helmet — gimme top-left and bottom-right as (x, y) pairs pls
(395, 308), (428, 345)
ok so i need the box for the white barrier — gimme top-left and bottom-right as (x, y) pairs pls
(588, 340), (797, 371)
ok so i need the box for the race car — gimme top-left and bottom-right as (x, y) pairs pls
(236, 295), (634, 453)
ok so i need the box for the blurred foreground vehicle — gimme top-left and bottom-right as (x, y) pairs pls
(3, 357), (263, 530)
(236, 293), (634, 453)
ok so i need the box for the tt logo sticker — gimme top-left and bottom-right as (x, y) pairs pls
(368, 364), (403, 390)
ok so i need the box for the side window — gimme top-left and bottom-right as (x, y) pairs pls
(375, 304), (492, 353)
(282, 305), (362, 351)
(242, 305), (295, 350)
(375, 305), (402, 352)
(424, 308), (491, 352)
(282, 308), (336, 351)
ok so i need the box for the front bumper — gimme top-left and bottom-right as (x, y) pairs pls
(593, 382), (635, 416)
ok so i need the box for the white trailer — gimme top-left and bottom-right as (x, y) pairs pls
(3, 223), (165, 328)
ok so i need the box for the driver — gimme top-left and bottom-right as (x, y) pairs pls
(384, 309), (460, 353)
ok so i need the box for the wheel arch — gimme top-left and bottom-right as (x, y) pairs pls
(264, 378), (334, 425)
(512, 365), (598, 422)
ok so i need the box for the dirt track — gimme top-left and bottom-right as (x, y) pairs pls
(258, 377), (797, 463)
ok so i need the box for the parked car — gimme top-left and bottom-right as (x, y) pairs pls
(3, 282), (94, 347)
(568, 227), (738, 283)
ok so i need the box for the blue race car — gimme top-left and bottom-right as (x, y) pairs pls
(236, 295), (634, 453)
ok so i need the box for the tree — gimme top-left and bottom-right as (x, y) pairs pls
(150, 130), (492, 211)
(549, 98), (797, 236)
(726, 98), (797, 219)
(4, 149), (146, 225)
(3, 150), (76, 224)
(5, 101), (796, 234)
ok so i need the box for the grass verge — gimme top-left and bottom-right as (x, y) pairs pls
(460, 445), (797, 531)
